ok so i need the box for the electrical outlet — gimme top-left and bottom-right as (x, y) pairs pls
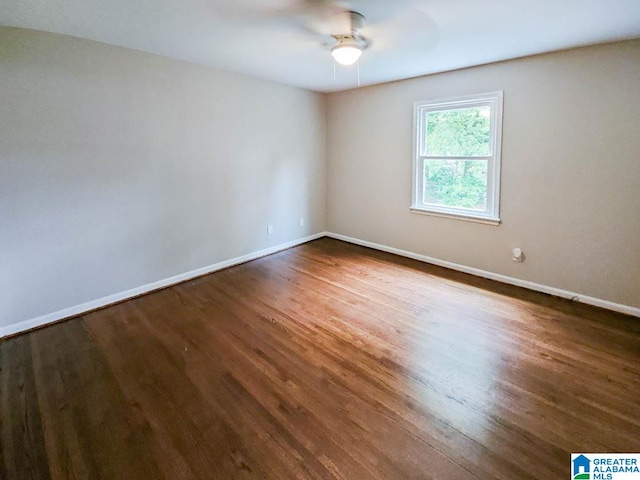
(299, 217), (305, 227)
(512, 247), (524, 263)
(267, 225), (274, 235)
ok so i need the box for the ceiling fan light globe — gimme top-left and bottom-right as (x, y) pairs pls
(331, 44), (362, 66)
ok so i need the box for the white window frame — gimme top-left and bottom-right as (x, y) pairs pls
(411, 91), (503, 225)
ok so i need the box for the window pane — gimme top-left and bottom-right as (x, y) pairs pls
(423, 159), (488, 210)
(425, 106), (491, 156)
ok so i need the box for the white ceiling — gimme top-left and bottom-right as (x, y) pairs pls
(2, 0), (640, 92)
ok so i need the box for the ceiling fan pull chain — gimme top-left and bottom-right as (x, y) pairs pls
(333, 58), (337, 82)
(357, 61), (360, 88)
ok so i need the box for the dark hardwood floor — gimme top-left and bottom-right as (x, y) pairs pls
(2, 238), (639, 479)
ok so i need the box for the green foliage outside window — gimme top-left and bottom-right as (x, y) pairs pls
(424, 160), (487, 209)
(424, 107), (491, 209)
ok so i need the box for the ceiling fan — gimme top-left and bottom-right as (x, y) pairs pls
(216, 0), (437, 68)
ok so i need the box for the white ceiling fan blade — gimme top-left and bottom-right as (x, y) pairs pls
(361, 5), (439, 54)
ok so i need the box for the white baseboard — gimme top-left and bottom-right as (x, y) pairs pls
(326, 232), (640, 318)
(0, 232), (328, 339)
(3, 229), (637, 339)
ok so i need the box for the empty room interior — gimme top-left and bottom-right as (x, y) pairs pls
(1, 0), (640, 478)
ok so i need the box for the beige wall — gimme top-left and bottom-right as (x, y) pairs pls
(327, 40), (640, 309)
(0, 27), (326, 327)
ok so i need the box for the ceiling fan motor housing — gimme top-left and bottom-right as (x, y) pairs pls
(331, 11), (368, 49)
(347, 11), (365, 32)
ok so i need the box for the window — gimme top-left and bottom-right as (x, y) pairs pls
(412, 92), (503, 224)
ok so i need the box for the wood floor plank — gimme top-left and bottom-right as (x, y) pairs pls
(164, 281), (476, 479)
(86, 300), (311, 480)
(1, 238), (639, 479)
(0, 335), (51, 480)
(29, 318), (165, 480)
(93, 323), (254, 478)
(201, 251), (561, 479)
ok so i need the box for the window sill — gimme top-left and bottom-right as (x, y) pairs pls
(410, 207), (501, 226)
